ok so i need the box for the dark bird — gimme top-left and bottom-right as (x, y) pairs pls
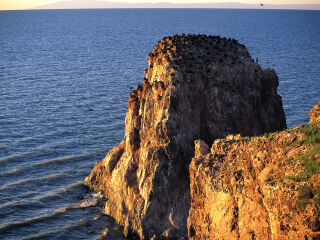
(260, 3), (264, 6)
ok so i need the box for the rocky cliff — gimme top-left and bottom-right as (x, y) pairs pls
(85, 34), (287, 239)
(189, 101), (320, 240)
(310, 101), (320, 124)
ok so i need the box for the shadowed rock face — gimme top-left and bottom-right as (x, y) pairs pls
(85, 34), (286, 239)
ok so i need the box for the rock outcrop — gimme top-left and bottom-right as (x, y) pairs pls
(310, 101), (320, 124)
(188, 102), (320, 240)
(85, 34), (286, 239)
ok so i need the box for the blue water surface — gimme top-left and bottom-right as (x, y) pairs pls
(0, 9), (319, 239)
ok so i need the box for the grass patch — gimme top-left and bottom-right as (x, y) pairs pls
(296, 124), (320, 145)
(285, 145), (320, 182)
(285, 140), (300, 147)
(263, 132), (269, 138)
(285, 124), (320, 146)
(295, 144), (320, 180)
(285, 124), (320, 181)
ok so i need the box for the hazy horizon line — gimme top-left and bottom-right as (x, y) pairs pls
(1, 1), (320, 11)
(28, 1), (320, 11)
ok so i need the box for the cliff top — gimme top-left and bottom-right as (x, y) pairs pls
(145, 34), (254, 85)
(189, 101), (320, 239)
(150, 34), (249, 62)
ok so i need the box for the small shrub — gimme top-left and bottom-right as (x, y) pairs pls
(287, 174), (307, 182)
(296, 184), (314, 211)
(296, 198), (309, 211)
(299, 184), (314, 198)
(286, 156), (294, 164)
(313, 189), (320, 206)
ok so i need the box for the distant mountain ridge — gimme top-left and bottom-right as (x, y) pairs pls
(32, 0), (320, 10)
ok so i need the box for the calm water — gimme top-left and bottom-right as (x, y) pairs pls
(0, 9), (319, 239)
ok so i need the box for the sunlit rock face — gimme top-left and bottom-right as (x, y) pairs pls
(85, 34), (286, 239)
(310, 101), (320, 123)
(188, 102), (320, 240)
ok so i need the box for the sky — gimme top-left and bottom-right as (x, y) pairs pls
(1, 0), (320, 10)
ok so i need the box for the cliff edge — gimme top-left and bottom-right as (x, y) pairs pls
(85, 34), (287, 239)
(189, 101), (320, 240)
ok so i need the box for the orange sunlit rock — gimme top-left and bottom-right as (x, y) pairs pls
(85, 34), (288, 239)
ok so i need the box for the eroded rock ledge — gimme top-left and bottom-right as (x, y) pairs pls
(85, 34), (286, 239)
(189, 102), (320, 240)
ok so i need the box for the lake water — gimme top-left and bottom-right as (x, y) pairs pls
(0, 9), (319, 239)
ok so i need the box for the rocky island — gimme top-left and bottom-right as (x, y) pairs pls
(85, 34), (319, 239)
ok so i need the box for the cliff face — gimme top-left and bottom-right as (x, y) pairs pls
(85, 34), (286, 239)
(188, 102), (320, 240)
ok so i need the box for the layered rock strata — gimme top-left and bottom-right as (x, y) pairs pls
(188, 103), (320, 240)
(85, 34), (286, 239)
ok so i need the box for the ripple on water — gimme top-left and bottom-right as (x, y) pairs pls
(0, 137), (89, 167)
(0, 171), (69, 191)
(0, 182), (83, 213)
(1, 155), (75, 176)
(0, 189), (117, 240)
(0, 184), (94, 233)
(0, 155), (95, 188)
